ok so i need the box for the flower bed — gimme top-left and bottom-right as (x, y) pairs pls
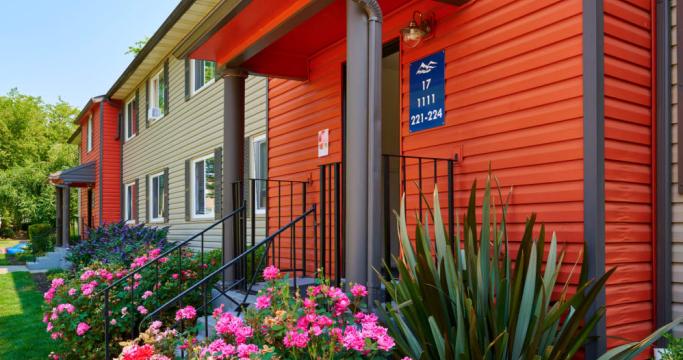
(117, 266), (397, 359)
(43, 246), (221, 359)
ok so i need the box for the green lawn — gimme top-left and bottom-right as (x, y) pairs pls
(0, 272), (53, 359)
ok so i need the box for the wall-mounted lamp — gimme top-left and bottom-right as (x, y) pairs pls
(400, 11), (435, 48)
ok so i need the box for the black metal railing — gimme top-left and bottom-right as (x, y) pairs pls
(233, 178), (309, 288)
(101, 190), (246, 358)
(382, 154), (457, 272)
(319, 162), (343, 285)
(138, 205), (318, 356)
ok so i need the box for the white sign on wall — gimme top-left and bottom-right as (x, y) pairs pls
(318, 129), (329, 157)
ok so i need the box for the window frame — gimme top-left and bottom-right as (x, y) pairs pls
(190, 59), (216, 95)
(148, 68), (165, 121)
(86, 115), (93, 152)
(148, 171), (165, 223)
(251, 134), (267, 214)
(191, 154), (216, 220)
(124, 97), (136, 141)
(124, 182), (135, 224)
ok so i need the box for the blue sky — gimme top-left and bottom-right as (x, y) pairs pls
(0, 1), (178, 109)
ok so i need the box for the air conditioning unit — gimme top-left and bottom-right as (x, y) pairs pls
(148, 107), (162, 119)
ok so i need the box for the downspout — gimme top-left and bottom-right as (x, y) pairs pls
(349, 0), (383, 302)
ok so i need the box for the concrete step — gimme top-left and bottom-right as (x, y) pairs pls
(210, 287), (256, 313)
(26, 247), (69, 270)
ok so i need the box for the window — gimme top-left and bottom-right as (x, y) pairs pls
(149, 172), (165, 222)
(148, 69), (166, 120)
(191, 60), (216, 94)
(251, 135), (267, 213)
(191, 155), (215, 218)
(86, 115), (93, 152)
(124, 182), (135, 223)
(125, 97), (136, 140)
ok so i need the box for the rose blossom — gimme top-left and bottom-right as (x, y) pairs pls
(175, 305), (197, 321)
(262, 265), (280, 280)
(76, 322), (90, 336)
(137, 305), (148, 315)
(255, 295), (271, 310)
(142, 290), (153, 299)
(350, 284), (368, 297)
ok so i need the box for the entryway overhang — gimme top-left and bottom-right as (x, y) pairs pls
(181, 0), (406, 79)
(48, 161), (96, 188)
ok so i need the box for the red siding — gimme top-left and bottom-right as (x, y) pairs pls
(77, 100), (121, 236)
(603, 0), (655, 347)
(265, 0), (657, 349)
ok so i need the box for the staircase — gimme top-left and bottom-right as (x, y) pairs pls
(26, 246), (70, 270)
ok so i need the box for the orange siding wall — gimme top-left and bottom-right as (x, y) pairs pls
(267, 1), (657, 344)
(603, 0), (655, 347)
(100, 102), (121, 224)
(79, 105), (102, 233)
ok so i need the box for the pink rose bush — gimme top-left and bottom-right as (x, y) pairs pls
(115, 266), (395, 359)
(42, 246), (222, 359)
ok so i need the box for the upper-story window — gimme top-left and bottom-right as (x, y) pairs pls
(86, 115), (93, 152)
(149, 172), (166, 222)
(125, 97), (137, 140)
(251, 135), (267, 213)
(148, 68), (166, 120)
(191, 60), (216, 94)
(191, 154), (215, 219)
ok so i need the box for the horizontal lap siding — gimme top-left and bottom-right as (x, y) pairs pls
(671, 0), (683, 337)
(398, 0), (585, 292)
(122, 58), (267, 247)
(101, 101), (121, 225)
(603, 0), (655, 347)
(80, 105), (101, 232)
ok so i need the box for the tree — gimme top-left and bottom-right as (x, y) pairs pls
(125, 36), (149, 56)
(0, 89), (79, 232)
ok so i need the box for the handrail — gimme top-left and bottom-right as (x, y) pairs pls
(99, 203), (247, 295)
(383, 153), (458, 162)
(139, 205), (317, 325)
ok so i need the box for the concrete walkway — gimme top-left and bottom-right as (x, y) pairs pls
(0, 265), (46, 274)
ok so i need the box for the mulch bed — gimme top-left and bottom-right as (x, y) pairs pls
(32, 272), (50, 293)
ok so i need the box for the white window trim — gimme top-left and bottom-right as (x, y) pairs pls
(86, 115), (93, 152)
(124, 97), (136, 141)
(190, 59), (216, 96)
(148, 69), (165, 122)
(251, 134), (267, 214)
(148, 171), (165, 223)
(124, 182), (135, 224)
(191, 154), (216, 220)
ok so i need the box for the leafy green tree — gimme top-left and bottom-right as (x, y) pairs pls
(0, 89), (78, 232)
(125, 36), (149, 56)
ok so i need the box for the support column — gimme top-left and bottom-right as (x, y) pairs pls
(221, 67), (247, 275)
(346, 0), (383, 302)
(62, 185), (70, 248)
(55, 187), (63, 247)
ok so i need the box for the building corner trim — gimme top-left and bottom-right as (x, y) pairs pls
(99, 101), (104, 226)
(582, 0), (607, 357)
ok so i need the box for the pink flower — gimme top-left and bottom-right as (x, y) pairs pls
(57, 303), (75, 314)
(303, 298), (316, 310)
(148, 248), (161, 258)
(342, 327), (365, 351)
(110, 319), (117, 325)
(171, 273), (179, 280)
(377, 334), (395, 351)
(68, 288), (77, 296)
(201, 338), (236, 357)
(79, 270), (95, 281)
(350, 284), (368, 297)
(137, 305), (148, 315)
(255, 295), (271, 310)
(76, 322), (90, 336)
(51, 278), (65, 288)
(212, 304), (224, 319)
(237, 343), (259, 358)
(142, 290), (153, 299)
(133, 273), (142, 280)
(175, 305), (196, 321)
(283, 329), (309, 348)
(51, 332), (63, 340)
(46, 322), (53, 332)
(262, 265), (280, 281)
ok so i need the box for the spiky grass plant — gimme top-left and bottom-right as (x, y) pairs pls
(377, 176), (680, 360)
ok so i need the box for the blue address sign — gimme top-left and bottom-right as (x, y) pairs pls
(409, 50), (446, 133)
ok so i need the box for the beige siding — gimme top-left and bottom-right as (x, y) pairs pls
(122, 57), (268, 247)
(672, 0), (683, 337)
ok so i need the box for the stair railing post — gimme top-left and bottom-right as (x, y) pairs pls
(334, 162), (341, 286)
(448, 159), (455, 251)
(319, 165), (326, 278)
(302, 182), (307, 277)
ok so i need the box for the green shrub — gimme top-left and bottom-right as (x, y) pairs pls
(0, 225), (15, 239)
(379, 177), (682, 360)
(662, 334), (683, 360)
(28, 223), (53, 254)
(43, 247), (222, 359)
(66, 222), (169, 270)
